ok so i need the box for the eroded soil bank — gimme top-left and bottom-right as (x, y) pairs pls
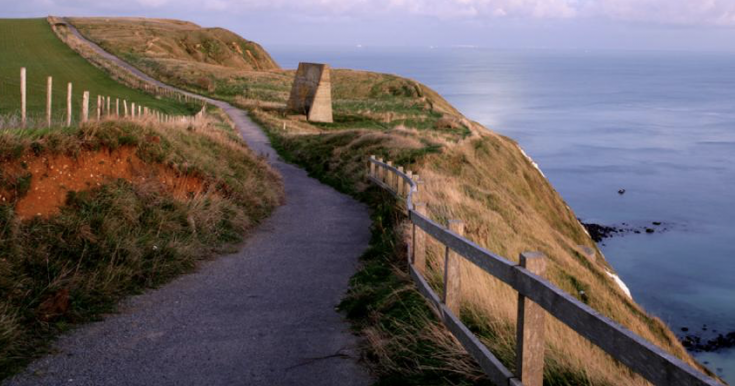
(1, 145), (209, 219)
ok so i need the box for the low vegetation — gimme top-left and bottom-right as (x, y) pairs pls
(0, 116), (283, 379)
(68, 17), (715, 385)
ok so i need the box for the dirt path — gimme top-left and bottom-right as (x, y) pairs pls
(5, 21), (372, 386)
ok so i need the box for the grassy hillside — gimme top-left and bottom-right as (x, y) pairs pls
(69, 17), (714, 385)
(0, 19), (193, 122)
(0, 117), (283, 379)
(67, 17), (280, 96)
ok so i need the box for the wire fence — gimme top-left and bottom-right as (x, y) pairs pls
(0, 67), (203, 129)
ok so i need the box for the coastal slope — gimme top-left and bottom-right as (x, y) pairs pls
(68, 17), (713, 385)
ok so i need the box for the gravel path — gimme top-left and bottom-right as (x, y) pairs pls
(5, 21), (372, 386)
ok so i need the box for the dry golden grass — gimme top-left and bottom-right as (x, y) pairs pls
(264, 123), (715, 384)
(67, 17), (279, 71)
(414, 131), (701, 385)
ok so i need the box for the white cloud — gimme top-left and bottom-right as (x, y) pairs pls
(27, 0), (735, 26)
(589, 0), (735, 26)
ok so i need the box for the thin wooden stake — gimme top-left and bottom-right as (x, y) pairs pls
(106, 96), (110, 116)
(82, 91), (89, 122)
(123, 100), (128, 117)
(66, 82), (72, 127)
(96, 95), (101, 120)
(116, 98), (119, 117)
(46, 76), (53, 127)
(369, 155), (376, 178)
(516, 252), (547, 386)
(20, 67), (26, 127)
(131, 102), (136, 118)
(444, 220), (464, 316)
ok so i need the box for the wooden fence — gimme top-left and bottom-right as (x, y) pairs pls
(367, 156), (720, 386)
(2, 67), (203, 128)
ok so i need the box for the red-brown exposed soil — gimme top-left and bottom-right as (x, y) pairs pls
(0, 147), (208, 220)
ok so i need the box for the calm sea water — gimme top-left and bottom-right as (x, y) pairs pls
(270, 46), (735, 382)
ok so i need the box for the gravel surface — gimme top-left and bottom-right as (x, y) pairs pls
(5, 21), (372, 386)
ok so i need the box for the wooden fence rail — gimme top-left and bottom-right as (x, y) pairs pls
(366, 155), (720, 386)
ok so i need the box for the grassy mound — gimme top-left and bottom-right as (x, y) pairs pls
(0, 119), (283, 379)
(0, 19), (193, 121)
(68, 17), (712, 385)
(67, 17), (280, 97)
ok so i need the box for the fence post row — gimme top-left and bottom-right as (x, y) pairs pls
(6, 67), (198, 127)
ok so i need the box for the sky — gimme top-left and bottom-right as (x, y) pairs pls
(3, 0), (735, 52)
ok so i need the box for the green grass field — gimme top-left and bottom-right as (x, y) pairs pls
(0, 18), (191, 122)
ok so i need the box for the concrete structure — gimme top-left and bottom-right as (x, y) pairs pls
(287, 63), (333, 123)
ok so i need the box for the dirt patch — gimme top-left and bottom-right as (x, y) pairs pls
(0, 147), (208, 220)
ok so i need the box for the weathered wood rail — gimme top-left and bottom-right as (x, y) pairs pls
(367, 156), (720, 386)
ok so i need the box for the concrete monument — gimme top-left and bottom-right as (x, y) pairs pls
(287, 63), (333, 123)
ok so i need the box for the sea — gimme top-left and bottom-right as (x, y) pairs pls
(270, 46), (735, 382)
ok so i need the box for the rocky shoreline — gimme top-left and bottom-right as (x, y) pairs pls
(580, 221), (670, 243)
(680, 327), (735, 353)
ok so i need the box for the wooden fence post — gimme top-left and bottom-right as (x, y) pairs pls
(386, 161), (394, 191)
(414, 177), (423, 204)
(397, 166), (405, 196)
(116, 98), (119, 117)
(96, 95), (101, 120)
(413, 202), (427, 273)
(406, 171), (413, 202)
(106, 96), (110, 116)
(138, 105), (142, 117)
(377, 158), (384, 183)
(444, 220), (464, 316)
(369, 155), (376, 178)
(46, 76), (53, 127)
(123, 100), (128, 117)
(20, 67), (26, 127)
(82, 91), (89, 122)
(131, 102), (136, 118)
(516, 252), (547, 386)
(66, 82), (72, 127)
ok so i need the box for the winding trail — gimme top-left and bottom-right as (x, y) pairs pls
(6, 21), (372, 386)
